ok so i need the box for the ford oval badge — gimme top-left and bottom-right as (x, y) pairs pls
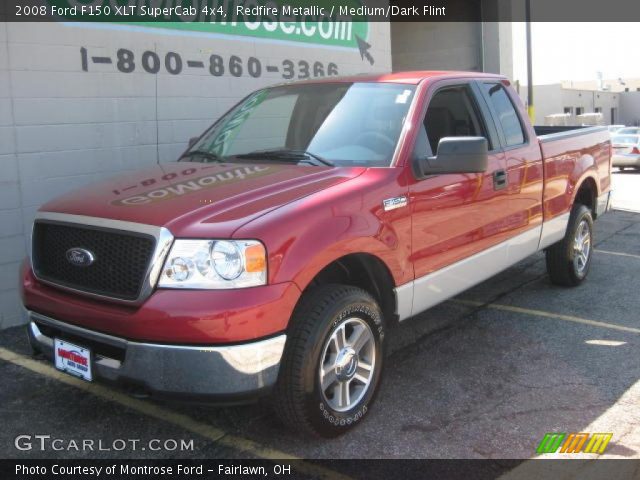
(65, 248), (95, 267)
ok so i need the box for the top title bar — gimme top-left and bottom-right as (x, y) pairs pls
(2, 0), (640, 22)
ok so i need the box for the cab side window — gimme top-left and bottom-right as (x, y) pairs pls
(421, 87), (489, 154)
(481, 83), (525, 147)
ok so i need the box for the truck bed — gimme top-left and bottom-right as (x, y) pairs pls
(534, 125), (608, 143)
(534, 123), (611, 221)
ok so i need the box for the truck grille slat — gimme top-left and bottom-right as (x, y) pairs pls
(32, 222), (156, 301)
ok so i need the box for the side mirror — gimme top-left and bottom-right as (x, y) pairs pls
(188, 136), (199, 148)
(416, 136), (488, 176)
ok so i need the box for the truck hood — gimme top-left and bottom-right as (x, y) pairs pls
(40, 162), (366, 237)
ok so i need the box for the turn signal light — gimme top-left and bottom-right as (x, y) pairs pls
(245, 243), (267, 273)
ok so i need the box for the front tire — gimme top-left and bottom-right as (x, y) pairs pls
(273, 284), (385, 438)
(546, 204), (594, 286)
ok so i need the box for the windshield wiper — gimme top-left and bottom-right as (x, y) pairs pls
(180, 150), (224, 163)
(290, 150), (334, 166)
(234, 149), (334, 166)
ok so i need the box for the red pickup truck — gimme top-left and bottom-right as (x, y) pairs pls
(21, 71), (612, 437)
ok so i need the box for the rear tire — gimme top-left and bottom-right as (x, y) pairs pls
(273, 284), (385, 438)
(546, 204), (594, 286)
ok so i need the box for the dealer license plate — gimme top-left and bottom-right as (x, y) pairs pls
(54, 338), (93, 382)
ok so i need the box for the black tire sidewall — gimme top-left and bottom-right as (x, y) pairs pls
(302, 292), (384, 436)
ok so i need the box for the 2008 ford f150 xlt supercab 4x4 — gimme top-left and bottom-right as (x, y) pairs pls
(21, 71), (612, 437)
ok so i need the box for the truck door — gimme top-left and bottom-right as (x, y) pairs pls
(405, 80), (511, 317)
(475, 80), (544, 250)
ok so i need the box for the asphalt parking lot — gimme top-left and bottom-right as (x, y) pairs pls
(1, 170), (639, 471)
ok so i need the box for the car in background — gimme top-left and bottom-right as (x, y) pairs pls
(611, 134), (640, 171)
(616, 126), (640, 135)
(608, 125), (626, 133)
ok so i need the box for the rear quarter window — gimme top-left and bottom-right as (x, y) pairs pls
(481, 83), (526, 147)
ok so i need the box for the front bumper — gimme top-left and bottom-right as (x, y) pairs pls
(21, 261), (301, 344)
(27, 310), (286, 400)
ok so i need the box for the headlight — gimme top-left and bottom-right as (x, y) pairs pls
(158, 239), (266, 289)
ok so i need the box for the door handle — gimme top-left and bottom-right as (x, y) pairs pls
(493, 169), (507, 190)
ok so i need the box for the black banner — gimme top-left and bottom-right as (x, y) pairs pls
(2, 0), (640, 23)
(4, 459), (640, 480)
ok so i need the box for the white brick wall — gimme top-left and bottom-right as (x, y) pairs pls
(0, 21), (392, 329)
(0, 23), (22, 329)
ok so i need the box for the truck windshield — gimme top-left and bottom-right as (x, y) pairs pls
(184, 82), (416, 167)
